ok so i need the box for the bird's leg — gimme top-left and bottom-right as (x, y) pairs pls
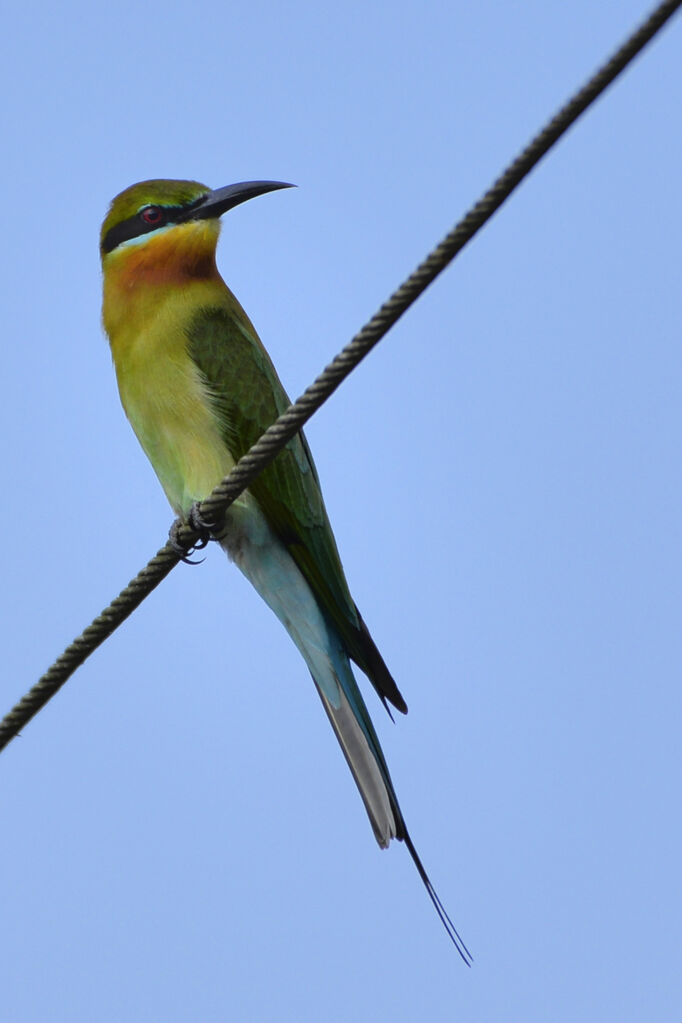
(168, 500), (223, 564)
(167, 518), (206, 564)
(187, 500), (226, 538)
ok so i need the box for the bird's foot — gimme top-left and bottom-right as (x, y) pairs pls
(187, 500), (225, 538)
(168, 518), (207, 564)
(168, 501), (222, 564)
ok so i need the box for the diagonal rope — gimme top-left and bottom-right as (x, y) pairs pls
(1, 0), (679, 754)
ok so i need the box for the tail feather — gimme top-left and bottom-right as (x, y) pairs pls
(315, 678), (398, 848)
(403, 830), (473, 966)
(314, 638), (473, 964)
(220, 522), (470, 960)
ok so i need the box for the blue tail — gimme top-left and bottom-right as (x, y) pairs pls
(220, 511), (472, 963)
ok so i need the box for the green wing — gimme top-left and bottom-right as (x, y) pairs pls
(186, 303), (406, 714)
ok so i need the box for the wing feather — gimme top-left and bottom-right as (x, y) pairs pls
(186, 301), (406, 714)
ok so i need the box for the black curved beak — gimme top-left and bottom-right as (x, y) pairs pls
(184, 180), (295, 221)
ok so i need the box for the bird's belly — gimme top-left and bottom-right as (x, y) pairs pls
(117, 347), (235, 517)
(218, 500), (342, 706)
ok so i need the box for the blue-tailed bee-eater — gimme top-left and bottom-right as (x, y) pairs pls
(100, 179), (470, 962)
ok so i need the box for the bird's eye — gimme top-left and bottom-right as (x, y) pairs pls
(140, 205), (165, 226)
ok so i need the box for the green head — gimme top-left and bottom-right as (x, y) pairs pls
(100, 178), (294, 257)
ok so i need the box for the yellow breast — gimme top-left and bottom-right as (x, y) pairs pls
(116, 313), (235, 516)
(103, 253), (235, 515)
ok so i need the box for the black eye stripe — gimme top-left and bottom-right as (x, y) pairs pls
(101, 206), (175, 254)
(101, 196), (206, 255)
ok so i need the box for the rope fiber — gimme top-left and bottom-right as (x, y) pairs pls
(1, 0), (679, 753)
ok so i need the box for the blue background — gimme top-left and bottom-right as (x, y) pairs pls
(2, 2), (681, 1020)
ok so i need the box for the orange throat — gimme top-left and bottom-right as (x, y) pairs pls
(103, 220), (221, 292)
(101, 219), (224, 357)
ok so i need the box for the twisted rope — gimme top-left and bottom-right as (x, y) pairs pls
(1, 0), (679, 753)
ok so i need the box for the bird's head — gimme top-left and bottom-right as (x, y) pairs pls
(100, 178), (293, 285)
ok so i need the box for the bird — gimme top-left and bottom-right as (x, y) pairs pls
(100, 178), (470, 963)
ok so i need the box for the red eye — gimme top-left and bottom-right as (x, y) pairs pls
(141, 205), (164, 225)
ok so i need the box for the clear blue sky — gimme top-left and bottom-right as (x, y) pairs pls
(2, 2), (680, 1020)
